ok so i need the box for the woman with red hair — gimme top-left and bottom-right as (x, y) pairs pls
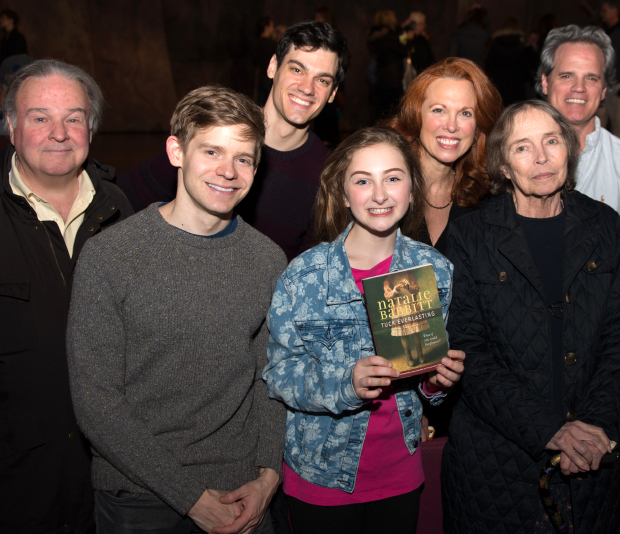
(390, 57), (502, 255)
(390, 58), (502, 437)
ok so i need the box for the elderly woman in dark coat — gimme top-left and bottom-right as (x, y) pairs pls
(441, 100), (620, 534)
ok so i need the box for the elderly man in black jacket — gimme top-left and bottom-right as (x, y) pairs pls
(442, 100), (620, 534)
(0, 59), (133, 534)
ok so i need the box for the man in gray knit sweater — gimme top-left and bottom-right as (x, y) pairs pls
(67, 86), (287, 534)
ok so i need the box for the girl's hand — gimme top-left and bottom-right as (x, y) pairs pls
(426, 349), (466, 389)
(353, 356), (400, 400)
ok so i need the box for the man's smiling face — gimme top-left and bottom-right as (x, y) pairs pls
(170, 124), (257, 223)
(9, 74), (92, 182)
(267, 46), (339, 127)
(541, 42), (607, 129)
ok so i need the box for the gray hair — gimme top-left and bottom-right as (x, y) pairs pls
(536, 25), (616, 95)
(3, 59), (104, 134)
(487, 100), (580, 196)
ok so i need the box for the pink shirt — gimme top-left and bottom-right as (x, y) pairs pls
(283, 255), (425, 505)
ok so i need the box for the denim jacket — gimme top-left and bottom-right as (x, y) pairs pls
(263, 225), (454, 492)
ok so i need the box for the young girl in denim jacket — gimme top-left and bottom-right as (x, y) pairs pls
(263, 126), (465, 534)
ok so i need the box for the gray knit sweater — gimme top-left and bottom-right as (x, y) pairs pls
(67, 203), (288, 515)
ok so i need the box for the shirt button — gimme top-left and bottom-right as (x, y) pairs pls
(498, 272), (509, 282)
(586, 262), (597, 272)
(404, 409), (412, 417)
(88, 227), (95, 232)
(97, 214), (104, 220)
(68, 432), (75, 440)
(413, 440), (419, 448)
(566, 409), (578, 422)
(564, 352), (576, 366)
(565, 291), (573, 303)
(109, 205), (116, 211)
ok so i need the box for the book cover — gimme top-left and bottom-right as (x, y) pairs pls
(362, 264), (448, 379)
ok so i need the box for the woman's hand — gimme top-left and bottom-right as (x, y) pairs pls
(546, 421), (612, 475)
(352, 356), (400, 400)
(426, 349), (466, 389)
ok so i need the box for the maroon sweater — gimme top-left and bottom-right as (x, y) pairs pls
(236, 131), (329, 261)
(114, 132), (328, 261)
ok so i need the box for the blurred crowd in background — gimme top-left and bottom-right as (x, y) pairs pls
(246, 3), (620, 147)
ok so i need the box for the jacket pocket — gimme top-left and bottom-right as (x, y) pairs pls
(0, 281), (33, 356)
(295, 412), (352, 474)
(297, 320), (356, 364)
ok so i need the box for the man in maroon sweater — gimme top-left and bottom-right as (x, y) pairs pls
(115, 21), (349, 262)
(235, 21), (349, 261)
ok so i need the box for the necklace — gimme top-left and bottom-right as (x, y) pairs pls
(423, 168), (456, 209)
(423, 196), (452, 209)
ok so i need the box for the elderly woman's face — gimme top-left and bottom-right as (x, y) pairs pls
(419, 78), (477, 169)
(503, 108), (568, 205)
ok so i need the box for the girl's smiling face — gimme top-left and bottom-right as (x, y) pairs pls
(343, 143), (413, 238)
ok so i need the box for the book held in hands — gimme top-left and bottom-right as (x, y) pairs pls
(362, 264), (448, 379)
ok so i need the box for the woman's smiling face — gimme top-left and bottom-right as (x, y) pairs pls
(419, 77), (477, 167)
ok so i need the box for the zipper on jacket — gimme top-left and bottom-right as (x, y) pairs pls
(41, 223), (67, 287)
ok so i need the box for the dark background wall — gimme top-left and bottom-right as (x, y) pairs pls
(5, 0), (601, 133)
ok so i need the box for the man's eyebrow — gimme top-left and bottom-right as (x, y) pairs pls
(196, 142), (224, 152)
(194, 143), (254, 159)
(287, 59), (335, 80)
(25, 107), (87, 114)
(556, 70), (600, 78)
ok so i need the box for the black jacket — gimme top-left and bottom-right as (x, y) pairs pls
(0, 146), (133, 533)
(442, 192), (620, 534)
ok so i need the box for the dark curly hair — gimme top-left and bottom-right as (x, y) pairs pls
(275, 21), (349, 87)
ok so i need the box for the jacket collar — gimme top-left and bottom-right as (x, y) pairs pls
(325, 223), (412, 305)
(481, 191), (600, 295)
(1, 145), (117, 223)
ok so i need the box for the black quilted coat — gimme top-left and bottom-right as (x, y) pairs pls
(441, 192), (620, 534)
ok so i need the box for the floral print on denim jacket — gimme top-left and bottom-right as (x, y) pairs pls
(263, 224), (454, 492)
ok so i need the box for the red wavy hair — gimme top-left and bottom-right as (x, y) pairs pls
(389, 57), (503, 207)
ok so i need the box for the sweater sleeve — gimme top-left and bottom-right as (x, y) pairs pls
(446, 228), (566, 458)
(251, 252), (288, 476)
(250, 317), (287, 476)
(66, 241), (206, 515)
